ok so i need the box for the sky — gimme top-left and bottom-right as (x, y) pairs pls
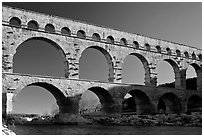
(3, 2), (200, 115)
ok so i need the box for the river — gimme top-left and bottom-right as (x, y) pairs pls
(14, 124), (201, 135)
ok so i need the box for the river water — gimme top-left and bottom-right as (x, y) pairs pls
(14, 124), (201, 135)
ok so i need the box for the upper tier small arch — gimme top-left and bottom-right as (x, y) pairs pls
(61, 27), (71, 36)
(9, 17), (21, 27)
(166, 48), (171, 55)
(27, 20), (39, 30)
(176, 50), (181, 57)
(77, 30), (86, 39)
(92, 33), (101, 41)
(120, 38), (127, 46)
(145, 43), (151, 51)
(133, 41), (139, 49)
(106, 36), (114, 44)
(45, 24), (55, 33)
(156, 46), (161, 53)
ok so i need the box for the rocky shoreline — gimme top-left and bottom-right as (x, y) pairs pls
(2, 112), (202, 135)
(84, 112), (201, 127)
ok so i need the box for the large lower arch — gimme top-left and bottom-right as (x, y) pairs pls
(12, 82), (66, 115)
(122, 53), (150, 85)
(122, 97), (136, 113)
(157, 93), (182, 114)
(13, 37), (69, 78)
(187, 95), (202, 113)
(157, 59), (180, 88)
(83, 86), (114, 114)
(79, 46), (114, 82)
(123, 89), (152, 114)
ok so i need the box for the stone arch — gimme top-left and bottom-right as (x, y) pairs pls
(166, 47), (171, 55)
(190, 63), (201, 72)
(92, 33), (101, 41)
(133, 41), (139, 49)
(123, 89), (152, 114)
(61, 27), (71, 36)
(26, 82), (66, 105)
(156, 45), (161, 53)
(12, 81), (66, 114)
(77, 30), (86, 39)
(157, 92), (182, 113)
(86, 86), (114, 113)
(9, 17), (21, 27)
(123, 53), (150, 85)
(198, 54), (202, 61)
(13, 37), (69, 78)
(79, 46), (114, 82)
(122, 97), (136, 113)
(176, 50), (181, 57)
(120, 38), (127, 45)
(106, 35), (114, 44)
(27, 20), (39, 30)
(184, 51), (189, 58)
(145, 43), (151, 51)
(157, 58), (180, 88)
(191, 52), (196, 60)
(187, 95), (202, 113)
(45, 24), (55, 33)
(187, 63), (202, 90)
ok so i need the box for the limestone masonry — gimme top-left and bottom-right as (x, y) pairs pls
(2, 6), (202, 123)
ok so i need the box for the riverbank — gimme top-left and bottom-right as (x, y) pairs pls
(6, 112), (202, 127)
(84, 112), (202, 127)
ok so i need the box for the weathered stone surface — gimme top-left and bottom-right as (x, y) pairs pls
(2, 6), (202, 123)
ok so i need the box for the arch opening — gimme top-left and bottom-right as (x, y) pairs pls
(122, 90), (152, 114)
(133, 41), (139, 49)
(79, 87), (114, 115)
(176, 50), (181, 57)
(13, 37), (69, 78)
(77, 30), (86, 39)
(145, 43), (151, 51)
(166, 48), (171, 55)
(120, 38), (127, 46)
(45, 24), (55, 33)
(157, 93), (182, 114)
(186, 63), (201, 90)
(92, 33), (101, 41)
(192, 52), (196, 60)
(106, 36), (114, 44)
(157, 59), (179, 88)
(187, 95), (202, 113)
(186, 64), (198, 90)
(79, 46), (114, 82)
(184, 51), (189, 58)
(198, 54), (202, 61)
(122, 53), (149, 85)
(61, 27), (71, 36)
(122, 94), (136, 114)
(156, 46), (161, 53)
(12, 82), (65, 116)
(9, 17), (21, 27)
(27, 20), (39, 30)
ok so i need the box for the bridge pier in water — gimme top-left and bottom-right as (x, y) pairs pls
(56, 95), (87, 124)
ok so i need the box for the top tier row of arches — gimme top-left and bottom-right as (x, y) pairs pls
(3, 6), (202, 61)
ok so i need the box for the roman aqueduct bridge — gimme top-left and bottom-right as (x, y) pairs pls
(2, 6), (202, 122)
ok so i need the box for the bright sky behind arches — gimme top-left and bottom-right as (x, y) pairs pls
(5, 2), (200, 115)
